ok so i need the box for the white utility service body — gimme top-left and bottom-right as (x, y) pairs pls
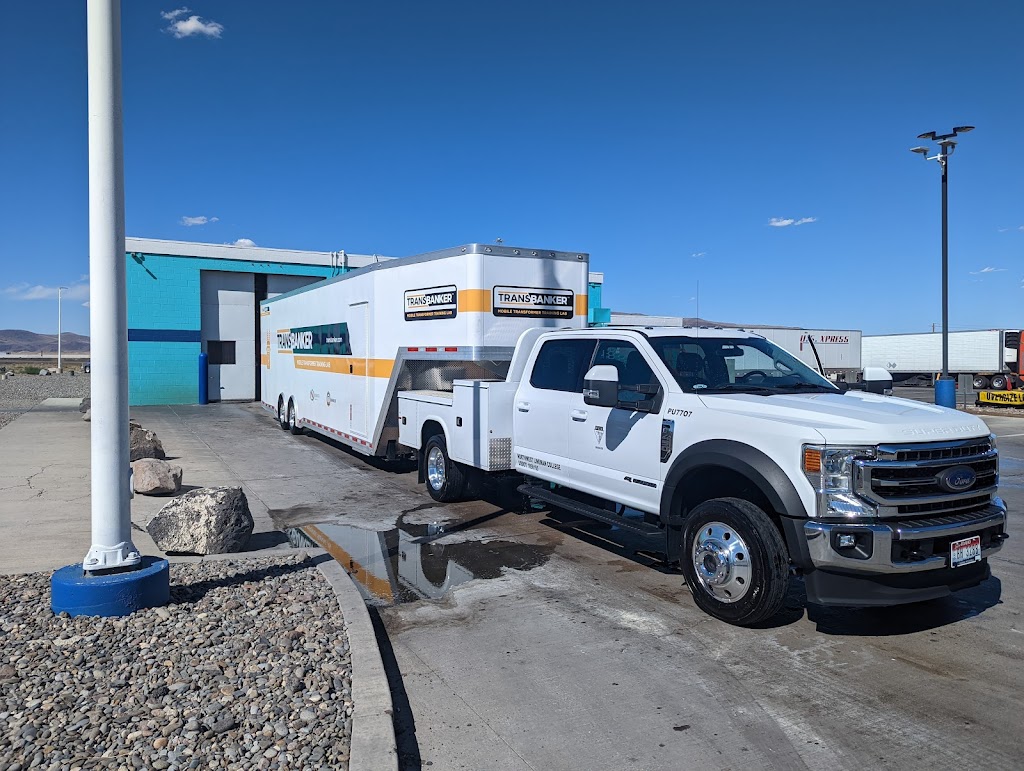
(260, 244), (590, 456)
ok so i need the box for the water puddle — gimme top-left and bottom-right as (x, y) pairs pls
(287, 518), (553, 605)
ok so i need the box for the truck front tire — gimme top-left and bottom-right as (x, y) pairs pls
(423, 434), (467, 502)
(680, 498), (789, 626)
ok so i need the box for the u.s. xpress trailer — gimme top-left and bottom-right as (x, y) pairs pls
(260, 244), (590, 457)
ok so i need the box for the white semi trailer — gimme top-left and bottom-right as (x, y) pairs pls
(862, 330), (1022, 389)
(609, 314), (862, 378)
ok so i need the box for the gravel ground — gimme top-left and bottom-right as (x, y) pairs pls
(0, 555), (353, 770)
(0, 373), (90, 430)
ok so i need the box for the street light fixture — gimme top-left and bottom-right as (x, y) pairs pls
(57, 286), (68, 373)
(910, 125), (974, 408)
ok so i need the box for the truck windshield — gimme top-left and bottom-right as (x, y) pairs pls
(649, 336), (839, 394)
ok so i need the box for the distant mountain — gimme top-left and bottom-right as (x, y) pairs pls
(0, 329), (90, 354)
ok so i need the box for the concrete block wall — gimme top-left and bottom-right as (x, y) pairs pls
(126, 251), (338, 405)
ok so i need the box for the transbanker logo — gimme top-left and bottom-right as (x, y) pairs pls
(278, 330), (314, 350)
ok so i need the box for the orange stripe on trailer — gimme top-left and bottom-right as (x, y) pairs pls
(303, 525), (394, 602)
(575, 294), (589, 316)
(458, 289), (491, 313)
(292, 356), (394, 379)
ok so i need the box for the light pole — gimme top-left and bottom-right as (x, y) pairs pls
(910, 125), (974, 408)
(57, 286), (68, 373)
(50, 0), (168, 618)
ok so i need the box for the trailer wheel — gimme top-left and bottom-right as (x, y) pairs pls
(990, 374), (1008, 390)
(287, 399), (303, 435)
(423, 434), (466, 502)
(278, 397), (289, 430)
(972, 375), (989, 390)
(680, 498), (788, 627)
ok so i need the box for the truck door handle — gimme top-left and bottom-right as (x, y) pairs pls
(571, 409), (588, 422)
(516, 401), (531, 413)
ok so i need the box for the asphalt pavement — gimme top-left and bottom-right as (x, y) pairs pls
(7, 400), (1018, 770)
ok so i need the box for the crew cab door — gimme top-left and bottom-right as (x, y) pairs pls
(567, 338), (665, 513)
(513, 337), (597, 485)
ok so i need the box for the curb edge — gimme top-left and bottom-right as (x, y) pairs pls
(318, 559), (398, 771)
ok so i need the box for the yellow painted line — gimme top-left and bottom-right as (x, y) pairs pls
(458, 289), (491, 313)
(292, 355), (394, 379)
(304, 525), (394, 602)
(575, 294), (588, 316)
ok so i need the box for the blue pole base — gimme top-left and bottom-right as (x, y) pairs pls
(50, 556), (170, 617)
(935, 378), (956, 409)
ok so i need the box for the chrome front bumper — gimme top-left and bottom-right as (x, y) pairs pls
(804, 498), (1007, 574)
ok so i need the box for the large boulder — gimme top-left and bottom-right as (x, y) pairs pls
(147, 487), (253, 555)
(131, 458), (183, 495)
(130, 424), (166, 461)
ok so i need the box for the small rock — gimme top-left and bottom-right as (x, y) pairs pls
(129, 424), (166, 461)
(82, 409), (91, 422)
(153, 737), (168, 750)
(131, 458), (183, 495)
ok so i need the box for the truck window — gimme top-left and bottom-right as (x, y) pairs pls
(529, 339), (598, 393)
(593, 340), (658, 403)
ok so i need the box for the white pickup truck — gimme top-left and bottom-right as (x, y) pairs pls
(399, 326), (1008, 626)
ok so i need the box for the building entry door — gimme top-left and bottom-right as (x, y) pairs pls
(201, 271), (255, 401)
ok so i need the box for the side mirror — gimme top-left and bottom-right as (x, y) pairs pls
(863, 366), (893, 396)
(583, 365), (619, 407)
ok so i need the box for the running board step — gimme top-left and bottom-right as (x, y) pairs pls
(518, 484), (665, 540)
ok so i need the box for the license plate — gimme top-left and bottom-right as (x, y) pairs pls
(950, 535), (982, 568)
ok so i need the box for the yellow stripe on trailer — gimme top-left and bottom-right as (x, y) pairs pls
(977, 390), (1024, 406)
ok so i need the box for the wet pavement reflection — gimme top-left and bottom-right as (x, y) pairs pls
(287, 517), (553, 605)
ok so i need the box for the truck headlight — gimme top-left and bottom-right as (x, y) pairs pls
(802, 445), (877, 518)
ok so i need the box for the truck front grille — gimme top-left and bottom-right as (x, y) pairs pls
(855, 439), (997, 519)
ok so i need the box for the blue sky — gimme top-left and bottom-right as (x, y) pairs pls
(1, 1), (1022, 336)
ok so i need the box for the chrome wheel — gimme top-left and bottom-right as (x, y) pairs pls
(426, 446), (446, 490)
(288, 404), (296, 429)
(691, 521), (752, 604)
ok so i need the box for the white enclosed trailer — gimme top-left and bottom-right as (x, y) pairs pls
(260, 244), (590, 457)
(862, 330), (1020, 388)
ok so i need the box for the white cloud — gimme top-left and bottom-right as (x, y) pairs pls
(231, 238), (257, 247)
(164, 11), (224, 39)
(691, 251), (707, 258)
(161, 7), (190, 20)
(2, 279), (90, 302)
(180, 215), (218, 226)
(769, 217), (817, 228)
(969, 267), (1006, 275)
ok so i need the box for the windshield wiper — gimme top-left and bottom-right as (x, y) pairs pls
(695, 384), (779, 395)
(775, 382), (839, 393)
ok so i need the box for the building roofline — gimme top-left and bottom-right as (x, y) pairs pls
(124, 237), (389, 269)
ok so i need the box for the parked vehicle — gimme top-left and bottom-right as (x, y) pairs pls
(262, 245), (1007, 626)
(862, 330), (1022, 389)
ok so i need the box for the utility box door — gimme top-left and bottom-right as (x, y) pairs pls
(201, 271), (256, 401)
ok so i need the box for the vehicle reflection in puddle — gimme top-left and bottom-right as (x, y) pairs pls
(287, 519), (553, 605)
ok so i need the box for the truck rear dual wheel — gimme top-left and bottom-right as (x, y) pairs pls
(680, 498), (789, 627)
(973, 375), (990, 390)
(990, 375), (1009, 391)
(423, 434), (467, 503)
